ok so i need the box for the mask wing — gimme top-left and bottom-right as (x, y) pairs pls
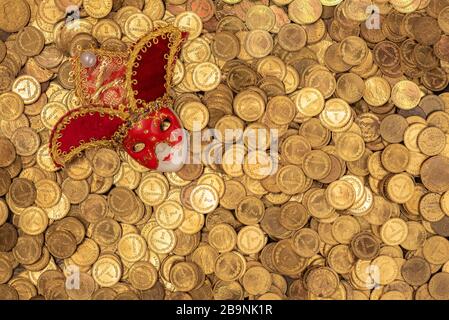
(49, 107), (128, 167)
(126, 25), (188, 112)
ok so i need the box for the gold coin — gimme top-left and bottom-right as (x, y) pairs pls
(295, 87), (325, 117)
(236, 196), (265, 226)
(441, 190), (449, 216)
(331, 216), (360, 245)
(306, 267), (339, 297)
(66, 156), (93, 180)
(284, 65), (300, 94)
(128, 261), (158, 291)
(0, 92), (24, 121)
(281, 135), (312, 166)
(307, 189), (335, 219)
(197, 173), (225, 198)
(288, 0), (323, 25)
(244, 30), (273, 58)
(170, 261), (201, 292)
(381, 144), (410, 174)
(40, 102), (68, 130)
(370, 255), (398, 286)
(173, 60), (185, 86)
(257, 56), (287, 80)
(237, 225), (267, 255)
(71, 239), (100, 267)
(92, 255), (122, 287)
(429, 272), (449, 300)
(404, 123), (427, 152)
(385, 173), (415, 204)
(222, 145), (246, 178)
(174, 12), (203, 40)
(423, 236), (449, 265)
(245, 4), (276, 31)
(45, 194), (70, 221)
(340, 175), (365, 206)
(19, 207), (48, 236)
(335, 73), (365, 104)
(339, 36), (368, 66)
(243, 151), (274, 180)
(380, 218), (409, 246)
(117, 233), (147, 262)
(12, 76), (41, 105)
(320, 98), (352, 130)
(233, 90), (265, 122)
(325, 180), (356, 210)
(80, 194), (108, 223)
(181, 37), (211, 64)
(192, 62), (221, 92)
(266, 96), (297, 126)
(242, 266), (272, 295)
(179, 209), (204, 235)
(92, 19), (122, 44)
(292, 228), (320, 258)
(276, 165), (306, 195)
(10, 127), (40, 157)
(35, 179), (61, 208)
(190, 184), (219, 214)
(220, 180), (247, 210)
(417, 127), (446, 156)
(179, 101), (209, 131)
(215, 251), (247, 282)
(215, 115), (245, 143)
(209, 223), (237, 253)
(0, 200), (7, 226)
(280, 201), (309, 231)
(137, 174), (169, 206)
(335, 133), (366, 162)
(243, 122), (270, 153)
(420, 193), (445, 222)
(303, 150), (332, 180)
(391, 80), (422, 110)
(92, 148), (120, 178)
(124, 13), (154, 42)
(0, 0), (30, 33)
(363, 77), (391, 107)
(155, 200), (185, 230)
(16, 26), (45, 57)
(147, 226), (177, 254)
(83, 0), (113, 19)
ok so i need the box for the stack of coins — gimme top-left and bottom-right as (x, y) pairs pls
(1, 0), (449, 300)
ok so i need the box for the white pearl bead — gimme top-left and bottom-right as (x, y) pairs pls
(80, 51), (97, 68)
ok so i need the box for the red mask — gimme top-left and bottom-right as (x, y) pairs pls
(49, 26), (189, 172)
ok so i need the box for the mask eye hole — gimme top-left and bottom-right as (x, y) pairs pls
(133, 143), (146, 153)
(160, 119), (171, 132)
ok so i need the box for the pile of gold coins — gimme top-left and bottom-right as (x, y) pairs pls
(1, 0), (449, 300)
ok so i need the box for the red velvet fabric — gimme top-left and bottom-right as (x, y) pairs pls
(131, 31), (188, 104)
(49, 109), (125, 165)
(131, 36), (173, 103)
